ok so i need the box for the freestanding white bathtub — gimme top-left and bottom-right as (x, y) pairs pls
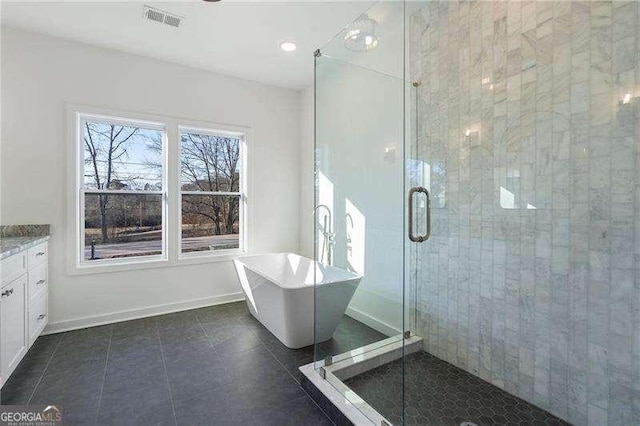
(233, 253), (362, 349)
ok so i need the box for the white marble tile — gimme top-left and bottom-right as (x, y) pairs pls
(409, 2), (638, 424)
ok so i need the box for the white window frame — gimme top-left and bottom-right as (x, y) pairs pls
(75, 112), (168, 268)
(178, 126), (247, 259)
(66, 104), (250, 275)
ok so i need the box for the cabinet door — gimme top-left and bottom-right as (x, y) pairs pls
(1, 275), (27, 380)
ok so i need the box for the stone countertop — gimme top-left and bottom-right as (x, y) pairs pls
(0, 236), (50, 261)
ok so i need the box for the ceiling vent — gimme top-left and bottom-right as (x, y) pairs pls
(143, 5), (183, 29)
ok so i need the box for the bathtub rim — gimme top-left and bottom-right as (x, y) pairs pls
(233, 252), (362, 290)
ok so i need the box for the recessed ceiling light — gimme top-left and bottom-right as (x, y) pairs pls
(280, 42), (297, 52)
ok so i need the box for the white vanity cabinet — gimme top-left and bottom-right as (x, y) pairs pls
(0, 240), (48, 388)
(1, 274), (27, 383)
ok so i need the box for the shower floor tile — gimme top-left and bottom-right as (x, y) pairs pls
(344, 351), (570, 426)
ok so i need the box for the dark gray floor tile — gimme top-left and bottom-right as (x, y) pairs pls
(4, 352), (51, 386)
(228, 302), (250, 317)
(198, 301), (246, 316)
(247, 322), (283, 346)
(1, 381), (36, 405)
(166, 364), (232, 401)
(111, 317), (157, 340)
(58, 325), (112, 346)
(155, 311), (199, 330)
(254, 396), (332, 426)
(265, 343), (315, 369)
(160, 337), (215, 368)
(31, 391), (100, 426)
(176, 379), (306, 424)
(205, 323), (263, 355)
(231, 363), (297, 391)
(46, 349), (109, 374)
(172, 387), (235, 425)
(158, 323), (207, 345)
(50, 327), (112, 369)
(63, 408), (100, 426)
(230, 376), (306, 413)
(26, 333), (62, 359)
(219, 346), (283, 383)
(97, 402), (175, 426)
(161, 339), (231, 400)
(98, 374), (173, 426)
(281, 362), (307, 384)
(1, 305), (384, 426)
(109, 332), (161, 354)
(196, 307), (241, 326)
(30, 366), (104, 425)
(30, 366), (104, 404)
(104, 358), (167, 392)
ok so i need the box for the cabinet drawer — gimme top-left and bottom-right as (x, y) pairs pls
(27, 243), (48, 268)
(29, 293), (48, 346)
(1, 252), (27, 285)
(28, 263), (47, 303)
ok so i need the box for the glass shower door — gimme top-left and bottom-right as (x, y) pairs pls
(312, 2), (409, 423)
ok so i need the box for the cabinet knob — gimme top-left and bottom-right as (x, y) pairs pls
(37, 314), (47, 321)
(36, 279), (46, 286)
(1, 288), (14, 298)
(36, 252), (46, 257)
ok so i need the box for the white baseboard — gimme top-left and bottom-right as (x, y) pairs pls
(345, 306), (402, 337)
(43, 292), (245, 335)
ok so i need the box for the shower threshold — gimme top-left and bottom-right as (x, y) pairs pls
(300, 333), (423, 426)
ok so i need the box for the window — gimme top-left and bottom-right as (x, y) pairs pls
(80, 116), (166, 263)
(180, 129), (243, 254)
(72, 109), (247, 270)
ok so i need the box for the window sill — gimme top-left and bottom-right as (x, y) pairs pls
(68, 250), (246, 276)
(178, 249), (245, 266)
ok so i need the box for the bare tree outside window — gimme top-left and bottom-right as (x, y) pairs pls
(78, 115), (243, 263)
(82, 120), (164, 260)
(179, 131), (242, 253)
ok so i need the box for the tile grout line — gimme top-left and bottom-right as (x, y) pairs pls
(94, 324), (114, 425)
(156, 317), (179, 426)
(258, 339), (302, 384)
(26, 335), (65, 404)
(193, 311), (219, 355)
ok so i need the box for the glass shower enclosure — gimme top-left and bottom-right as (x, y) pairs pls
(312, 1), (639, 425)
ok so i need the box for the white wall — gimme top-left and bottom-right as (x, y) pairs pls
(0, 27), (301, 331)
(298, 85), (314, 258)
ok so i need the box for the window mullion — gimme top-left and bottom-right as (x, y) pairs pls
(167, 122), (181, 262)
(83, 189), (164, 195)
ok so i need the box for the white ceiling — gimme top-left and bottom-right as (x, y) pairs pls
(0, 0), (376, 90)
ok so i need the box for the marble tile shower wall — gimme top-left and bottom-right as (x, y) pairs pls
(409, 2), (639, 425)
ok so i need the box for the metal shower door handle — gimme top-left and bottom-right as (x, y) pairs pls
(408, 187), (431, 243)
